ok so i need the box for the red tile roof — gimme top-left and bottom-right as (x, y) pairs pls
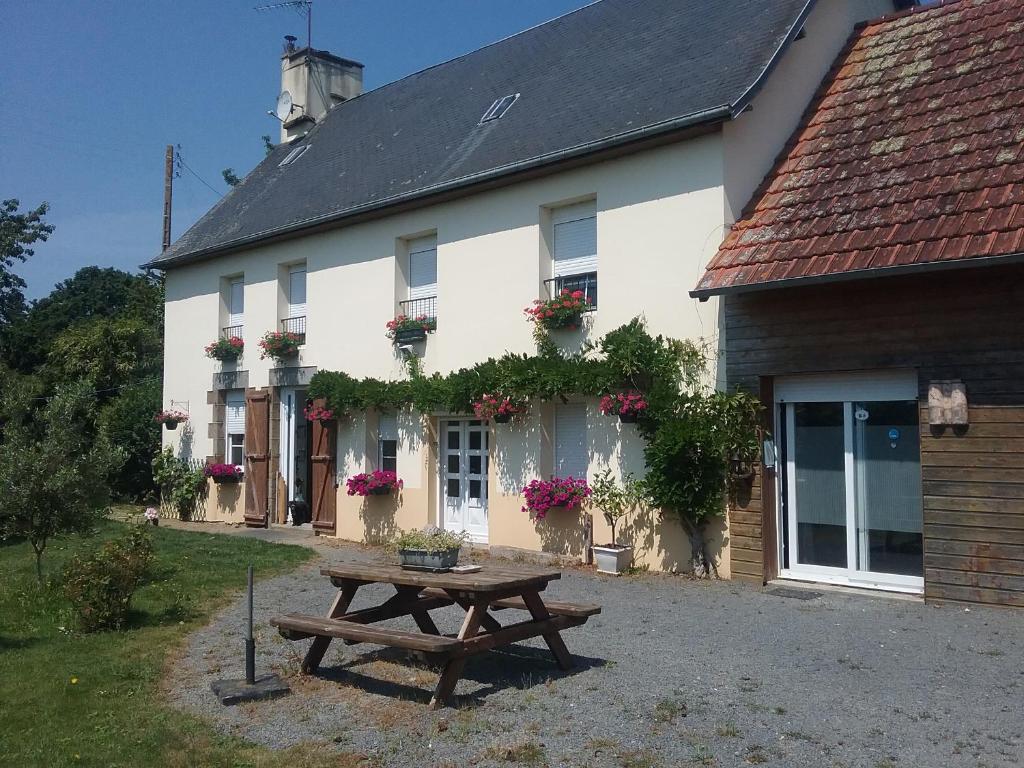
(694, 0), (1024, 297)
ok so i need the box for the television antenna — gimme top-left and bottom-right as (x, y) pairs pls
(254, 0), (312, 49)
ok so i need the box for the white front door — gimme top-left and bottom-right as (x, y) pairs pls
(777, 372), (924, 593)
(441, 419), (489, 542)
(279, 388), (309, 516)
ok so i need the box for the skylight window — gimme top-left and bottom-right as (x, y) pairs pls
(278, 144), (310, 167)
(480, 93), (520, 124)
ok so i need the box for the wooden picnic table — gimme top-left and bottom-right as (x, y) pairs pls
(270, 561), (600, 708)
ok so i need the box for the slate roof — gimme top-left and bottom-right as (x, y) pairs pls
(148, 0), (814, 268)
(694, 0), (1024, 298)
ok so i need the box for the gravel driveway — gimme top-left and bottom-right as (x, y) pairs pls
(166, 543), (1023, 768)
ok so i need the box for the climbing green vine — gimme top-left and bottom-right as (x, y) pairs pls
(308, 317), (762, 577)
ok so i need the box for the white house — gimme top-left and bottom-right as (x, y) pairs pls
(147, 0), (903, 576)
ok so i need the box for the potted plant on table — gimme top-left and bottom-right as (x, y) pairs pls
(346, 470), (403, 497)
(588, 468), (646, 575)
(393, 526), (470, 572)
(154, 409), (189, 430)
(204, 336), (244, 362)
(523, 289), (592, 331)
(521, 476), (592, 520)
(386, 313), (436, 344)
(473, 393), (527, 424)
(599, 392), (648, 423)
(203, 463), (243, 484)
(258, 330), (303, 364)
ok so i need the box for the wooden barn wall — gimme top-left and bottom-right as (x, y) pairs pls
(723, 264), (1024, 607)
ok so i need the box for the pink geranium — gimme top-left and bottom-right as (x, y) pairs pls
(523, 289), (592, 331)
(521, 476), (592, 520)
(473, 394), (526, 421)
(599, 392), (648, 417)
(304, 403), (335, 422)
(346, 470), (404, 496)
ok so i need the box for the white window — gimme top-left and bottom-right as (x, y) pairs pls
(552, 200), (598, 306)
(225, 391), (246, 467)
(554, 403), (587, 479)
(378, 413), (398, 473)
(227, 277), (244, 332)
(408, 236), (437, 301)
(288, 266), (306, 318)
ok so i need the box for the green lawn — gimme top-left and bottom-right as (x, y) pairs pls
(0, 517), (360, 768)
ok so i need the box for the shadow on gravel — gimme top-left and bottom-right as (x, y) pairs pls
(313, 643), (606, 707)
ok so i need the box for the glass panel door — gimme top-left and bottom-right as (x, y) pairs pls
(852, 401), (923, 577)
(441, 420), (489, 542)
(782, 395), (923, 591)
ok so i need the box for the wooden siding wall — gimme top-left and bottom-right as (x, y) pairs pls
(724, 264), (1024, 607)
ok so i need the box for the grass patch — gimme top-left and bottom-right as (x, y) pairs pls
(0, 518), (326, 768)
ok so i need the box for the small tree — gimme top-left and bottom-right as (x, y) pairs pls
(588, 468), (646, 547)
(0, 381), (123, 581)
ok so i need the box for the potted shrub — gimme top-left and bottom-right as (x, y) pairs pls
(473, 394), (527, 423)
(523, 289), (593, 331)
(393, 526), (470, 572)
(588, 468), (646, 575)
(599, 392), (649, 423)
(205, 336), (244, 362)
(304, 402), (335, 424)
(154, 409), (189, 430)
(386, 313), (437, 344)
(346, 470), (403, 496)
(203, 462), (243, 484)
(521, 476), (591, 519)
(258, 330), (303, 363)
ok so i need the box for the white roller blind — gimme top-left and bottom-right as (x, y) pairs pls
(553, 201), (597, 278)
(227, 278), (244, 327)
(378, 413), (398, 441)
(554, 403), (588, 479)
(226, 391), (246, 434)
(288, 266), (306, 318)
(408, 235), (437, 300)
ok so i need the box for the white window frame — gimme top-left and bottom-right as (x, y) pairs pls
(552, 200), (597, 279)
(226, 277), (244, 331)
(287, 265), (306, 319)
(378, 413), (398, 473)
(225, 391), (246, 468)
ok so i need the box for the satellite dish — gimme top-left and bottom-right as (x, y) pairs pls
(275, 90), (294, 121)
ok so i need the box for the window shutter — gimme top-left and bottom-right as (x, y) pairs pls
(226, 391), (246, 434)
(553, 201), (597, 278)
(554, 403), (588, 479)
(378, 413), (398, 441)
(408, 236), (437, 300)
(227, 279), (244, 328)
(288, 267), (306, 318)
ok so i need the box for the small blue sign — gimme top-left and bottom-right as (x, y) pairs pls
(888, 428), (900, 442)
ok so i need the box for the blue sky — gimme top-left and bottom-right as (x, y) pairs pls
(3, 0), (591, 299)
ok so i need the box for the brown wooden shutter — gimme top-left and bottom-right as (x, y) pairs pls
(310, 398), (337, 535)
(244, 389), (271, 527)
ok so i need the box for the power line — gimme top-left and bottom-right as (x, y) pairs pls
(174, 146), (224, 199)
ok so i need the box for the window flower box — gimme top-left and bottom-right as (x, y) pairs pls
(205, 336), (244, 362)
(303, 403), (335, 424)
(346, 470), (403, 497)
(258, 330), (303, 363)
(599, 392), (648, 423)
(154, 409), (189, 430)
(473, 394), (527, 424)
(521, 476), (592, 520)
(386, 314), (436, 344)
(204, 463), (243, 484)
(524, 289), (593, 332)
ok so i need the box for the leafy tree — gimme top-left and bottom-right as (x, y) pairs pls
(98, 380), (161, 501)
(0, 199), (53, 330)
(0, 381), (123, 581)
(2, 266), (163, 373)
(45, 316), (161, 395)
(221, 168), (242, 187)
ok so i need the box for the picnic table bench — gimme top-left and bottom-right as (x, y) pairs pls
(270, 562), (600, 708)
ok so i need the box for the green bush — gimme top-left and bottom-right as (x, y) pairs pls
(62, 527), (154, 632)
(152, 448), (206, 520)
(98, 380), (161, 501)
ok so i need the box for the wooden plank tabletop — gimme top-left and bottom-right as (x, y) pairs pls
(320, 561), (562, 593)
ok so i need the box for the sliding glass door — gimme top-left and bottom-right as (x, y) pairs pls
(779, 373), (923, 592)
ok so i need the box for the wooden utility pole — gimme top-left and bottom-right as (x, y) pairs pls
(162, 144), (174, 251)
